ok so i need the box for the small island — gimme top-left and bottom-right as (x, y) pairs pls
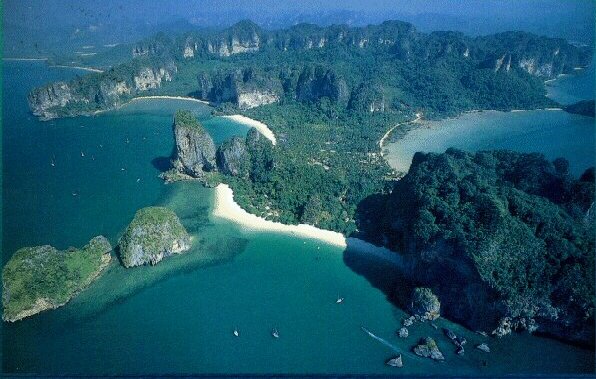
(2, 236), (112, 322)
(119, 206), (191, 267)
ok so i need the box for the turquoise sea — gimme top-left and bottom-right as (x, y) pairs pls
(385, 68), (595, 175)
(1, 61), (594, 375)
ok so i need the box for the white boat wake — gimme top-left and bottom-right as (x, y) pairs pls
(360, 326), (401, 353)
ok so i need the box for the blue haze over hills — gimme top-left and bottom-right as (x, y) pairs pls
(4, 0), (594, 57)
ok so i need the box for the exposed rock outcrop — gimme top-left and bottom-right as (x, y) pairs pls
(169, 110), (216, 179)
(2, 236), (112, 322)
(296, 66), (349, 104)
(216, 136), (250, 177)
(119, 207), (191, 267)
(194, 68), (282, 109)
(28, 60), (177, 120)
(413, 337), (445, 360)
(410, 287), (441, 321)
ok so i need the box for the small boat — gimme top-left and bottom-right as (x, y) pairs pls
(72, 191), (78, 197)
(272, 328), (279, 338)
(336, 296), (344, 304)
(50, 157), (55, 167)
(125, 138), (130, 144)
(121, 167), (126, 171)
(99, 144), (103, 148)
(81, 151), (85, 157)
(233, 329), (239, 337)
(91, 155), (95, 161)
(136, 178), (141, 182)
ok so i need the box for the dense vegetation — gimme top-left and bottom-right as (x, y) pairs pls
(381, 149), (594, 344)
(119, 207), (190, 267)
(224, 102), (402, 233)
(2, 236), (112, 321)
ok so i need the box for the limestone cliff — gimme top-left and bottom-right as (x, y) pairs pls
(170, 110), (216, 179)
(216, 136), (249, 177)
(119, 207), (191, 267)
(28, 59), (177, 120)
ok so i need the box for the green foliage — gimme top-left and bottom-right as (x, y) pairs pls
(386, 149), (595, 323)
(174, 109), (203, 129)
(2, 236), (112, 321)
(119, 207), (189, 267)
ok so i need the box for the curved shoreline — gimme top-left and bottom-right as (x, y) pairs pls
(49, 65), (104, 73)
(126, 95), (211, 105)
(221, 115), (277, 145)
(379, 112), (422, 157)
(212, 183), (401, 264)
(213, 184), (345, 247)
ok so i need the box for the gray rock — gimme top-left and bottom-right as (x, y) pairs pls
(217, 136), (249, 177)
(491, 317), (512, 338)
(456, 346), (465, 355)
(413, 337), (444, 361)
(403, 316), (415, 327)
(119, 207), (191, 267)
(398, 327), (409, 338)
(443, 328), (456, 341)
(410, 287), (441, 321)
(476, 343), (490, 353)
(386, 355), (403, 367)
(171, 110), (216, 178)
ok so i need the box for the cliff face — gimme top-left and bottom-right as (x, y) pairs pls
(216, 136), (249, 177)
(296, 66), (350, 104)
(475, 32), (592, 78)
(28, 20), (592, 119)
(28, 60), (177, 120)
(195, 68), (282, 109)
(171, 110), (216, 178)
(2, 236), (112, 322)
(119, 207), (191, 267)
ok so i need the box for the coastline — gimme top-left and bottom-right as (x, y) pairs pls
(379, 112), (422, 156)
(49, 64), (104, 73)
(212, 184), (403, 263)
(212, 184), (346, 247)
(127, 95), (211, 105)
(221, 115), (277, 145)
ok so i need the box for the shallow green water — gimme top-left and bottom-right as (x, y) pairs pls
(385, 110), (594, 175)
(2, 61), (594, 375)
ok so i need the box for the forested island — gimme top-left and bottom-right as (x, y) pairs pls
(22, 20), (595, 345)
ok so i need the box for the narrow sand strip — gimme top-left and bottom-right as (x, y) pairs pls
(222, 115), (277, 145)
(213, 184), (346, 247)
(379, 113), (422, 156)
(128, 96), (210, 105)
(50, 65), (104, 73)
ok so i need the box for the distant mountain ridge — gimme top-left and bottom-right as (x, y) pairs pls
(28, 19), (592, 120)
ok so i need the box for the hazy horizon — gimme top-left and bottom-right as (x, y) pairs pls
(3, 0), (595, 57)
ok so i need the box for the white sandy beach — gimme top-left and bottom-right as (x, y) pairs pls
(128, 95), (211, 105)
(222, 115), (277, 145)
(379, 112), (422, 156)
(212, 183), (404, 263)
(50, 65), (104, 73)
(213, 184), (346, 247)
